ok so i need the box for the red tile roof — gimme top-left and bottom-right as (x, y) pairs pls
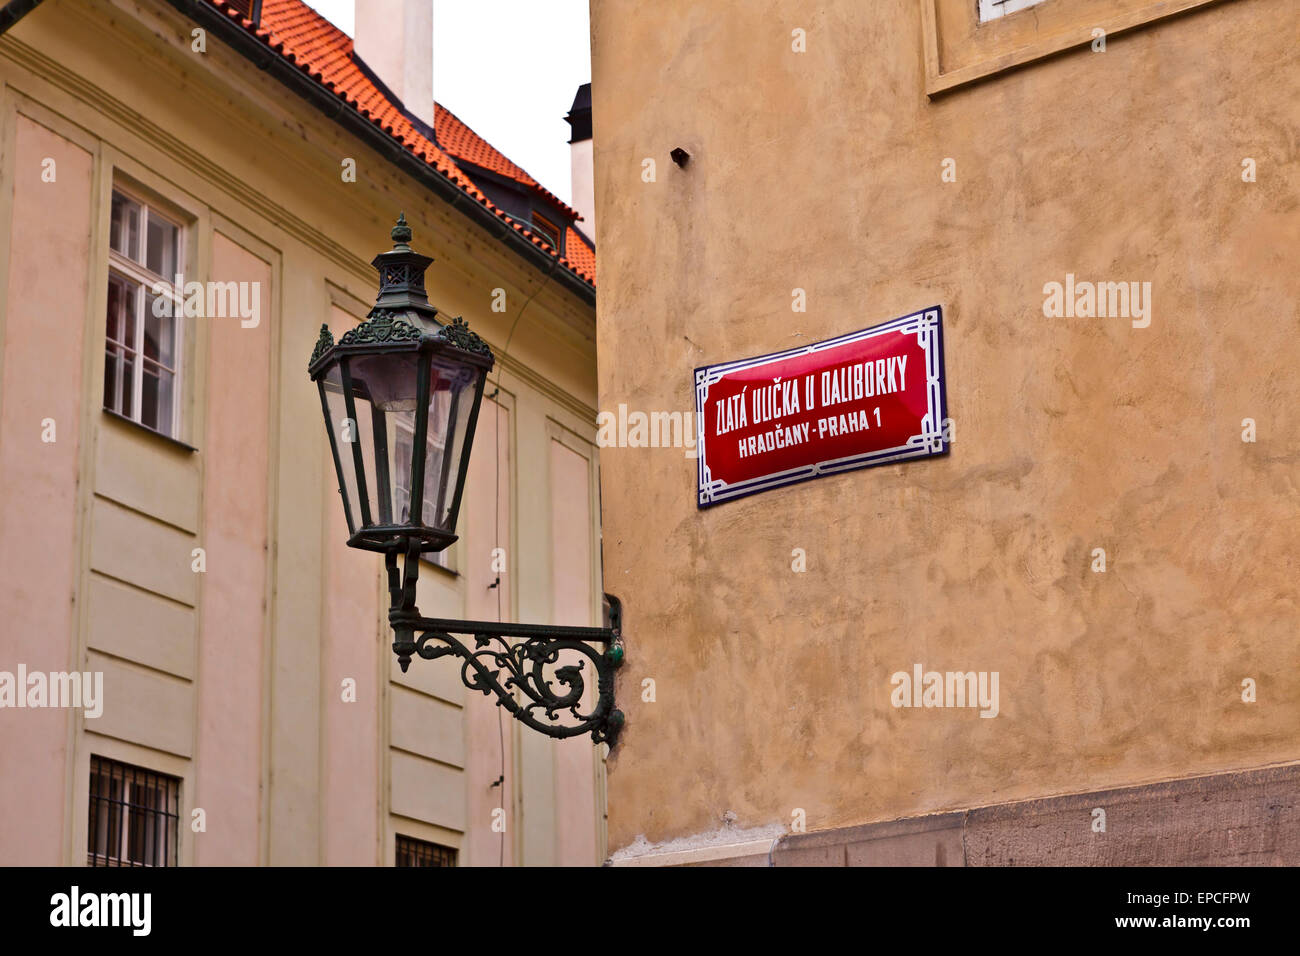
(207, 0), (594, 287)
(435, 103), (582, 221)
(564, 226), (596, 280)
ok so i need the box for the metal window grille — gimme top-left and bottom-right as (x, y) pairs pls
(396, 835), (457, 867)
(87, 756), (180, 867)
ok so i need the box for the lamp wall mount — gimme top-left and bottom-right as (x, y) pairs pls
(386, 543), (625, 747)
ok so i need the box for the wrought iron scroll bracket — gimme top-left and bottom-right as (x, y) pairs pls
(385, 548), (625, 747)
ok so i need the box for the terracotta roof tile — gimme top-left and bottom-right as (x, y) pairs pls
(563, 226), (596, 282)
(206, 0), (594, 287)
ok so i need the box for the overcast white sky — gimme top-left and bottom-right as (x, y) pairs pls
(304, 1), (590, 205)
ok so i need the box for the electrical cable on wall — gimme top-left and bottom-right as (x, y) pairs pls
(486, 254), (560, 866)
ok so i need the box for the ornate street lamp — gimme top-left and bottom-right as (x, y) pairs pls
(310, 216), (624, 745)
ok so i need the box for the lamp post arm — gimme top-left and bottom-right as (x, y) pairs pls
(384, 550), (625, 747)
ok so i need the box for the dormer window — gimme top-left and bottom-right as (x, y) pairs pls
(224, 0), (264, 24)
(530, 212), (561, 252)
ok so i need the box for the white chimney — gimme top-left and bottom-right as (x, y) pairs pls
(354, 0), (434, 128)
(565, 83), (595, 239)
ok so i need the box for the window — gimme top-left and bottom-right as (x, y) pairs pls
(105, 188), (183, 438)
(87, 756), (180, 867)
(224, 0), (262, 24)
(530, 211), (561, 252)
(396, 834), (457, 867)
(978, 0), (1050, 23)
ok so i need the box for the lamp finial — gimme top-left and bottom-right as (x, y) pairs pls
(391, 212), (412, 249)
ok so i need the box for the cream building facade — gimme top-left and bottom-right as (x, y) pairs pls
(0, 0), (605, 866)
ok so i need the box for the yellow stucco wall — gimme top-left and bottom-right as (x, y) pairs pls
(591, 0), (1299, 852)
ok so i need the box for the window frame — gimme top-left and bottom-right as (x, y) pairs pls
(922, 0), (1231, 96)
(978, 0), (1050, 23)
(104, 186), (186, 440)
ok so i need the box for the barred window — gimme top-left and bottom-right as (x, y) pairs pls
(88, 756), (180, 867)
(396, 835), (456, 867)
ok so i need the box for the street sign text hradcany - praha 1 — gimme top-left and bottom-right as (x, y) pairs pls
(694, 307), (950, 507)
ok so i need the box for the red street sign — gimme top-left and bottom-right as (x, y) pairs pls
(694, 307), (949, 508)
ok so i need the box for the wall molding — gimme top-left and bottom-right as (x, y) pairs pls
(922, 0), (1239, 96)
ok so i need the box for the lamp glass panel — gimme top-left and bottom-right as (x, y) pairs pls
(321, 364), (361, 534)
(347, 351), (423, 531)
(421, 354), (482, 533)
